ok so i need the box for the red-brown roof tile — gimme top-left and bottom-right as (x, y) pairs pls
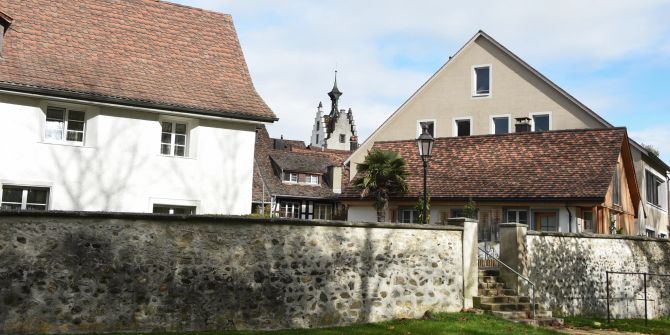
(342, 128), (628, 201)
(0, 0), (276, 121)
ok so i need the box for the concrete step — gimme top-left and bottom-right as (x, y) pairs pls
(478, 282), (506, 290)
(478, 268), (500, 277)
(478, 288), (517, 296)
(491, 310), (529, 320)
(479, 275), (503, 284)
(477, 302), (539, 312)
(474, 296), (530, 305)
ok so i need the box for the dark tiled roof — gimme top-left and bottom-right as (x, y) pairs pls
(253, 126), (347, 202)
(342, 128), (628, 201)
(0, 0), (276, 122)
(270, 152), (331, 174)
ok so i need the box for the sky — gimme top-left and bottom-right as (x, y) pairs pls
(175, 0), (670, 162)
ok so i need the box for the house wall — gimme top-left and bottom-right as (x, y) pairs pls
(346, 200), (594, 234)
(600, 153), (637, 234)
(0, 93), (257, 214)
(0, 212), (466, 333)
(499, 225), (670, 318)
(325, 112), (354, 151)
(630, 146), (669, 237)
(349, 35), (604, 176)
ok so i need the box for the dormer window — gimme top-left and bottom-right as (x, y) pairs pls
(0, 11), (13, 57)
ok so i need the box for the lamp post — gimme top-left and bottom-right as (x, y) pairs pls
(416, 125), (434, 224)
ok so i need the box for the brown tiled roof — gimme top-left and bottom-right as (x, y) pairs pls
(253, 126), (346, 202)
(342, 128), (628, 201)
(0, 0), (276, 122)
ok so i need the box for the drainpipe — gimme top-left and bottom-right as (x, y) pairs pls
(565, 204), (573, 233)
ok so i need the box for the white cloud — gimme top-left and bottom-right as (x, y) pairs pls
(630, 126), (670, 163)
(175, 0), (670, 144)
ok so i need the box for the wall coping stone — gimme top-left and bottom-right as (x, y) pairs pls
(0, 210), (464, 231)
(527, 230), (670, 243)
(499, 223), (528, 228)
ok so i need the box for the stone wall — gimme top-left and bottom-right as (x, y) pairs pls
(0, 212), (466, 334)
(500, 224), (670, 318)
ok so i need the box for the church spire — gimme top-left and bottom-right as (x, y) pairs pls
(327, 70), (342, 115)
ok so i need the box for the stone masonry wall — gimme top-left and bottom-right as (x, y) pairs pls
(0, 212), (464, 334)
(524, 232), (670, 318)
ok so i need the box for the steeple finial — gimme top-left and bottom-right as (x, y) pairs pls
(328, 69), (342, 115)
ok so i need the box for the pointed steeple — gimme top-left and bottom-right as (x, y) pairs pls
(328, 70), (342, 115)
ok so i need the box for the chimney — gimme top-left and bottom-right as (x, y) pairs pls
(328, 166), (343, 194)
(515, 117), (532, 133)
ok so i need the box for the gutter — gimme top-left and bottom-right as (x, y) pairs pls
(0, 83), (278, 124)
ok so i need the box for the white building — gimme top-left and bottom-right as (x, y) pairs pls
(310, 73), (359, 151)
(0, 0), (276, 214)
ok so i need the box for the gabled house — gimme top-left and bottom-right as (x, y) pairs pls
(0, 0), (276, 214)
(346, 30), (668, 237)
(342, 128), (641, 238)
(253, 126), (349, 219)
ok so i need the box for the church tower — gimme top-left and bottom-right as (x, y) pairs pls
(310, 71), (358, 151)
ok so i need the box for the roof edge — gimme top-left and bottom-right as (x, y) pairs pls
(340, 196), (606, 203)
(0, 82), (278, 123)
(0, 11), (12, 28)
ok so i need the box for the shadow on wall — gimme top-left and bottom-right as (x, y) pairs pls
(527, 236), (670, 318)
(0, 217), (464, 333)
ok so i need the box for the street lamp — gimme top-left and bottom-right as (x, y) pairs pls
(416, 125), (434, 224)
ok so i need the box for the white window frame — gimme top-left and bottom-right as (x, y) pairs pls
(278, 201), (301, 218)
(472, 64), (492, 98)
(416, 119), (436, 137)
(0, 185), (50, 210)
(452, 117), (473, 137)
(159, 116), (193, 158)
(398, 207), (419, 224)
(489, 114), (512, 135)
(288, 173), (298, 183)
(149, 198), (199, 214)
(529, 112), (552, 132)
(313, 203), (333, 220)
(505, 208), (528, 225)
(43, 106), (87, 145)
(306, 175), (319, 185)
(644, 168), (668, 212)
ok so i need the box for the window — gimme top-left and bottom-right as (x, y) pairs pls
(612, 163), (621, 206)
(288, 173), (298, 183)
(306, 175), (319, 185)
(533, 212), (558, 231)
(491, 116), (510, 134)
(279, 201), (300, 218)
(646, 170), (665, 208)
(399, 208), (419, 223)
(506, 209), (528, 224)
(316, 134), (319, 144)
(1, 186), (49, 210)
(45, 106), (86, 143)
(473, 65), (491, 96)
(161, 121), (188, 157)
(582, 210), (594, 233)
(153, 205), (196, 215)
(531, 113), (550, 132)
(454, 119), (471, 137)
(646, 229), (656, 238)
(339, 134), (346, 143)
(316, 121), (320, 131)
(314, 203), (333, 220)
(417, 120), (435, 137)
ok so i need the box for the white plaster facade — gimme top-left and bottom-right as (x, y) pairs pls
(0, 93), (258, 215)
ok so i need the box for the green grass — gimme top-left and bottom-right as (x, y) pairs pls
(76, 313), (560, 335)
(564, 316), (670, 335)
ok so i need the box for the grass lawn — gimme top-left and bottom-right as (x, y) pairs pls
(78, 313), (560, 335)
(564, 316), (670, 335)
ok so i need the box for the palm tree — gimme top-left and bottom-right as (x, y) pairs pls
(352, 148), (409, 222)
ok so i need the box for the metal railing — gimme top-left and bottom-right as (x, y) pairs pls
(478, 243), (499, 268)
(605, 270), (670, 325)
(478, 246), (536, 319)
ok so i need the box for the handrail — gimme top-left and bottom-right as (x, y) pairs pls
(478, 246), (536, 319)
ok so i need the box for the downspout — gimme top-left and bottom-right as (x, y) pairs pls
(565, 204), (573, 233)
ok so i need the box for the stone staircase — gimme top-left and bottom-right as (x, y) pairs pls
(474, 267), (562, 326)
